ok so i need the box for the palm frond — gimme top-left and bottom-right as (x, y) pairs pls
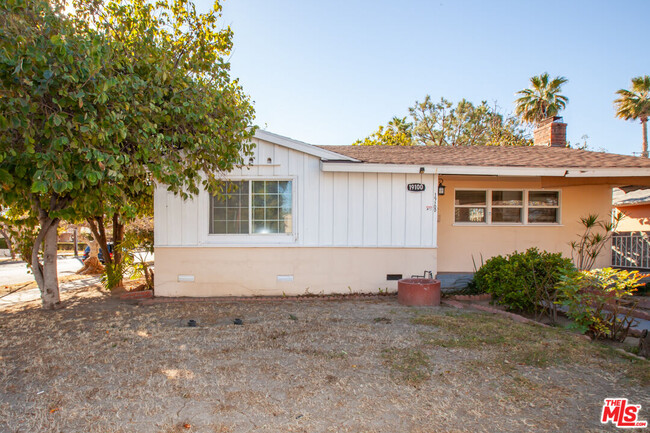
(514, 73), (569, 125)
(614, 76), (650, 122)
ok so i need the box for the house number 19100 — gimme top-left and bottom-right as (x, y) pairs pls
(407, 183), (426, 192)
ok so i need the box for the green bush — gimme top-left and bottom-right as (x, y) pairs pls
(556, 268), (644, 341)
(474, 248), (574, 319)
(460, 278), (485, 295)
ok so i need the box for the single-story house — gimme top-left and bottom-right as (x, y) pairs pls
(154, 118), (650, 297)
(613, 187), (650, 232)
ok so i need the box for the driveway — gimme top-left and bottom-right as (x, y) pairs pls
(0, 256), (85, 286)
(0, 275), (102, 308)
(0, 253), (153, 286)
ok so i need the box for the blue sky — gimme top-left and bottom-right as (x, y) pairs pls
(208, 0), (648, 155)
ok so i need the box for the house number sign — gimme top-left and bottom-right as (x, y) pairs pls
(407, 183), (426, 192)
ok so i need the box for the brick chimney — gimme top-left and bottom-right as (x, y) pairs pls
(533, 116), (567, 147)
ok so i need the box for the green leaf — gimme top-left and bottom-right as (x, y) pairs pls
(31, 180), (48, 194)
(53, 180), (67, 194)
(0, 169), (14, 187)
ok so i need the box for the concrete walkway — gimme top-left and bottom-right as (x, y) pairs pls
(0, 276), (101, 309)
(0, 257), (85, 286)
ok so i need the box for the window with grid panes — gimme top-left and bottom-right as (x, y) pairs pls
(491, 190), (523, 223)
(454, 189), (560, 224)
(210, 180), (292, 234)
(528, 191), (559, 223)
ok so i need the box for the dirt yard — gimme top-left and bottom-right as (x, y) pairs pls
(0, 286), (648, 433)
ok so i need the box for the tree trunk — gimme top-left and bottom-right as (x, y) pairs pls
(642, 117), (648, 158)
(112, 212), (125, 266)
(87, 216), (112, 266)
(111, 213), (125, 291)
(32, 216), (61, 309)
(87, 214), (126, 292)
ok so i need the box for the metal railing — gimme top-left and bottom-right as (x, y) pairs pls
(612, 232), (650, 270)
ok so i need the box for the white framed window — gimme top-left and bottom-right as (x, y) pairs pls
(454, 189), (560, 225)
(527, 190), (560, 224)
(454, 190), (487, 223)
(210, 180), (293, 235)
(491, 190), (524, 223)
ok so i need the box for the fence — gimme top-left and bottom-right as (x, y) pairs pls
(612, 232), (650, 270)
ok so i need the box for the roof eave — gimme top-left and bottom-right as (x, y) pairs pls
(254, 130), (359, 162)
(614, 200), (650, 207)
(320, 162), (650, 177)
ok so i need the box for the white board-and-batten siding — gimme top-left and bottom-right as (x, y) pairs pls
(154, 138), (438, 248)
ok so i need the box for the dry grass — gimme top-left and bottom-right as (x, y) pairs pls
(414, 311), (650, 384)
(0, 288), (648, 433)
(382, 347), (431, 385)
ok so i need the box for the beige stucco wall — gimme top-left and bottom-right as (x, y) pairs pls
(615, 204), (650, 232)
(437, 176), (613, 272)
(155, 247), (437, 297)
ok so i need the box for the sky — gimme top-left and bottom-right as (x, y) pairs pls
(203, 0), (649, 155)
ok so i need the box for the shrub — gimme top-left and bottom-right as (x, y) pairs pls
(102, 262), (126, 291)
(101, 230), (154, 291)
(460, 278), (485, 295)
(474, 248), (574, 320)
(569, 213), (621, 270)
(556, 267), (644, 341)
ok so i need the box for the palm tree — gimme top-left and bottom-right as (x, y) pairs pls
(614, 76), (650, 158)
(514, 73), (569, 125)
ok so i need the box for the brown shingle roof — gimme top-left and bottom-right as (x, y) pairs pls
(318, 145), (650, 169)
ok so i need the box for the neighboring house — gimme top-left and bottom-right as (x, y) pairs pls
(58, 230), (74, 243)
(57, 225), (91, 243)
(612, 187), (650, 270)
(154, 118), (650, 296)
(613, 187), (650, 232)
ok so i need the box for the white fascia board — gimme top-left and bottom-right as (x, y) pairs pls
(320, 162), (650, 178)
(253, 130), (358, 162)
(563, 168), (650, 177)
(321, 162), (565, 176)
(614, 200), (650, 208)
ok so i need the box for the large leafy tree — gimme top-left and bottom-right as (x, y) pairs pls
(614, 75), (650, 158)
(77, 0), (251, 290)
(0, 0), (255, 308)
(355, 97), (531, 146)
(514, 73), (569, 124)
(355, 117), (414, 146)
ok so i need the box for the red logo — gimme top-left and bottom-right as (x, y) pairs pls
(601, 398), (648, 428)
